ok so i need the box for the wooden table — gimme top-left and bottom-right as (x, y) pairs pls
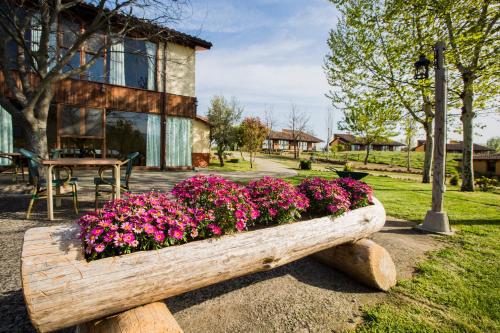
(42, 158), (122, 220)
(0, 152), (25, 182)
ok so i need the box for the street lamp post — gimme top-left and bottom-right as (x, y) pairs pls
(415, 41), (453, 235)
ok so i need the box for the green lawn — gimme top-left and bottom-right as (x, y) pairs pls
(309, 151), (461, 174)
(286, 170), (500, 332)
(206, 158), (254, 172)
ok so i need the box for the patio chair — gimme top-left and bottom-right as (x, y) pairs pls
(19, 148), (79, 219)
(94, 152), (140, 209)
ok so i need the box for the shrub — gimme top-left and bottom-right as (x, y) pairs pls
(475, 176), (498, 192)
(298, 177), (350, 217)
(171, 175), (260, 234)
(449, 174), (460, 186)
(300, 159), (312, 170)
(246, 176), (309, 225)
(333, 177), (373, 209)
(229, 158), (240, 163)
(78, 192), (198, 261)
(343, 162), (354, 172)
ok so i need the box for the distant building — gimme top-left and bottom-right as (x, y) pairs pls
(263, 129), (323, 152)
(455, 153), (500, 177)
(329, 134), (405, 152)
(413, 140), (494, 154)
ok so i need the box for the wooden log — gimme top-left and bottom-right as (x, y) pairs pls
(76, 302), (183, 333)
(313, 239), (396, 291)
(22, 198), (386, 332)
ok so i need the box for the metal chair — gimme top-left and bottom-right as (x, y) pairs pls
(19, 148), (79, 219)
(94, 152), (140, 209)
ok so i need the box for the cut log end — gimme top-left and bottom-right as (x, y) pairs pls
(76, 302), (183, 333)
(313, 238), (396, 291)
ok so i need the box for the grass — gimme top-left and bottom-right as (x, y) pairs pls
(286, 170), (500, 332)
(206, 157), (254, 172)
(309, 150), (461, 174)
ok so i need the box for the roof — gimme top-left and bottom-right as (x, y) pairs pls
(268, 129), (323, 143)
(455, 152), (500, 161)
(195, 115), (211, 126)
(331, 134), (405, 146)
(74, 3), (212, 50)
(415, 140), (494, 152)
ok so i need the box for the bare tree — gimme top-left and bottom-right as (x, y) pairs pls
(287, 104), (310, 160)
(0, 0), (187, 160)
(263, 106), (277, 154)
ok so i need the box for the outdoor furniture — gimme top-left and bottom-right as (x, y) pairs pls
(21, 197), (395, 332)
(326, 166), (369, 180)
(19, 149), (79, 219)
(0, 151), (25, 182)
(42, 158), (123, 220)
(94, 152), (139, 209)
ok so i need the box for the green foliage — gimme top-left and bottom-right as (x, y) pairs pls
(475, 176), (498, 192)
(343, 162), (354, 171)
(240, 117), (269, 169)
(207, 96), (243, 166)
(299, 160), (312, 170)
(449, 174), (460, 186)
(228, 158), (240, 163)
(486, 137), (500, 152)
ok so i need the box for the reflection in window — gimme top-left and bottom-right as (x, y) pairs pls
(61, 107), (81, 136)
(85, 109), (103, 136)
(85, 53), (105, 82)
(106, 111), (160, 166)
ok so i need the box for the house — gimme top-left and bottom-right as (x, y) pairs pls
(263, 129), (323, 152)
(455, 153), (500, 177)
(413, 140), (494, 154)
(0, 3), (212, 169)
(329, 134), (405, 152)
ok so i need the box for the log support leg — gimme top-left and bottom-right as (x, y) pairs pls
(313, 238), (396, 291)
(76, 302), (183, 333)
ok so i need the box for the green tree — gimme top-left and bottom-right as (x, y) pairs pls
(326, 0), (436, 183)
(486, 137), (500, 151)
(207, 96), (243, 166)
(338, 94), (400, 164)
(240, 117), (269, 169)
(434, 0), (499, 191)
(404, 114), (418, 172)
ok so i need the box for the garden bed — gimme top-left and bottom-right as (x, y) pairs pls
(22, 196), (386, 332)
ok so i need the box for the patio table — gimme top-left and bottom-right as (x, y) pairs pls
(42, 158), (122, 220)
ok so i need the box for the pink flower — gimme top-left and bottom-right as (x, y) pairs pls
(168, 228), (184, 240)
(207, 223), (222, 236)
(235, 210), (245, 219)
(235, 220), (246, 231)
(94, 243), (106, 253)
(190, 228), (199, 238)
(154, 230), (165, 243)
(269, 208), (277, 217)
(143, 223), (156, 235)
(122, 233), (136, 245)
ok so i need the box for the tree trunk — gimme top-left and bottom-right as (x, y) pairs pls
(406, 145), (411, 172)
(422, 119), (433, 183)
(217, 148), (224, 167)
(364, 144), (370, 165)
(249, 152), (254, 168)
(460, 75), (475, 192)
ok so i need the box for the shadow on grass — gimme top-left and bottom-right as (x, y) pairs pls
(166, 256), (378, 314)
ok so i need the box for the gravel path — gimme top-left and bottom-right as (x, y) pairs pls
(0, 170), (441, 332)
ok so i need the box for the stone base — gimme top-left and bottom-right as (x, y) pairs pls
(416, 210), (454, 235)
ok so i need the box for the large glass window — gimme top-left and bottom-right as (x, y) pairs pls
(106, 111), (160, 166)
(107, 38), (156, 90)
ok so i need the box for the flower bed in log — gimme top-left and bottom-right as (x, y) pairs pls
(78, 176), (374, 261)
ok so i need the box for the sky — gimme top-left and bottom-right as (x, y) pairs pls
(172, 0), (500, 145)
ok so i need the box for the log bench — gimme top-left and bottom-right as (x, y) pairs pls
(21, 197), (395, 332)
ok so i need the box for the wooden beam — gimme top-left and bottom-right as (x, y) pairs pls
(313, 238), (396, 291)
(22, 198), (386, 332)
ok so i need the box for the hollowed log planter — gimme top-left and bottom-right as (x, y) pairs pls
(22, 197), (394, 332)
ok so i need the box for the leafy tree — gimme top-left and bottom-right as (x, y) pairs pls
(326, 0), (436, 182)
(240, 117), (269, 168)
(486, 137), (500, 152)
(338, 94), (400, 164)
(0, 1), (185, 159)
(207, 95), (243, 166)
(433, 0), (499, 191)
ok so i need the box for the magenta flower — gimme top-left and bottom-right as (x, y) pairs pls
(168, 228), (184, 240)
(235, 220), (246, 231)
(94, 243), (106, 253)
(153, 230), (165, 243)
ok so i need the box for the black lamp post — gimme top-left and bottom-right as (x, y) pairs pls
(415, 43), (452, 235)
(414, 54), (431, 80)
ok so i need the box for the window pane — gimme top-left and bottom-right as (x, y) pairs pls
(85, 109), (103, 137)
(61, 19), (79, 48)
(62, 50), (81, 77)
(86, 34), (104, 53)
(106, 111), (157, 166)
(123, 39), (156, 90)
(85, 53), (105, 82)
(61, 107), (80, 135)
